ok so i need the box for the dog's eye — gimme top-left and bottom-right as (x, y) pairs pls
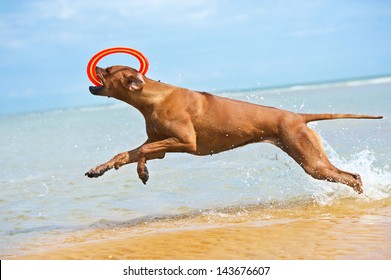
(106, 67), (112, 73)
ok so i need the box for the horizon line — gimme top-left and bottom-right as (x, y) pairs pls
(2, 73), (391, 117)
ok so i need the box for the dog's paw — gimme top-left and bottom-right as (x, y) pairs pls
(85, 164), (109, 178)
(353, 185), (363, 194)
(138, 166), (149, 185)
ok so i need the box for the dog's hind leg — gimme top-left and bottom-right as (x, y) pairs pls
(277, 123), (363, 193)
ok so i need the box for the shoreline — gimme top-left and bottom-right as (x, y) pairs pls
(9, 198), (391, 260)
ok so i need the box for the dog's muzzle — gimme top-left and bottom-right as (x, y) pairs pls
(89, 85), (103, 95)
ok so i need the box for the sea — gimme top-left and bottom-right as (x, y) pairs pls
(1, 77), (391, 258)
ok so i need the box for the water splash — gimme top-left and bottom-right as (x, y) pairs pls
(306, 139), (391, 206)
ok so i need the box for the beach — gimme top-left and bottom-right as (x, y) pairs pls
(13, 197), (391, 260)
(1, 77), (391, 260)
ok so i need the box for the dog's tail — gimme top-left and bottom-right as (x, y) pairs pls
(301, 113), (383, 123)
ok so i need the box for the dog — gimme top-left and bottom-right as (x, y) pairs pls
(85, 65), (382, 194)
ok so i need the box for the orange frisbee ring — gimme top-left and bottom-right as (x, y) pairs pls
(87, 47), (149, 86)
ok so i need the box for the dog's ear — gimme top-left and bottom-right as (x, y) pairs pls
(124, 73), (145, 91)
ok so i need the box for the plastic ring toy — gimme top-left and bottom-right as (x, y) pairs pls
(87, 47), (149, 86)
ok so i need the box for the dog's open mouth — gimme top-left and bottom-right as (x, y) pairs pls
(89, 74), (104, 95)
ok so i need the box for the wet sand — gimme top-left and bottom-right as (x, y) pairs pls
(12, 197), (391, 260)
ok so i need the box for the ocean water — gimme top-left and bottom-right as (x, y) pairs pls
(1, 77), (391, 257)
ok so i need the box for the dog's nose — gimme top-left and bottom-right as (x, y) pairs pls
(89, 86), (99, 95)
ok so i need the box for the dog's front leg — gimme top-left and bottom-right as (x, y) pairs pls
(85, 140), (149, 178)
(85, 141), (167, 179)
(136, 137), (197, 184)
(137, 156), (149, 184)
(85, 148), (140, 178)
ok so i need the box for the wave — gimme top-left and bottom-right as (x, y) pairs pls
(80, 192), (391, 235)
(274, 76), (391, 93)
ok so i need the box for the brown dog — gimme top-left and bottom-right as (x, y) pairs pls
(85, 66), (382, 193)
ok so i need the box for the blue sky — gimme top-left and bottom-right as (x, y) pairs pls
(1, 0), (390, 114)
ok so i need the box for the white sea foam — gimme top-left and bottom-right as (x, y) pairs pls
(306, 139), (391, 206)
(266, 76), (391, 94)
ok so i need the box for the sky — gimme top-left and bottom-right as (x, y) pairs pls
(0, 0), (390, 114)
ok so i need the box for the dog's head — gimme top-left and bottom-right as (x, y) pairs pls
(89, 65), (145, 101)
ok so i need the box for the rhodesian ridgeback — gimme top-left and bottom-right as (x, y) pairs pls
(85, 66), (382, 193)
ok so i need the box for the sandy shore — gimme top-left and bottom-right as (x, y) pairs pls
(12, 198), (391, 260)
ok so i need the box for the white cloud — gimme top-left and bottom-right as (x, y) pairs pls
(27, 0), (216, 24)
(0, 0), (219, 47)
(31, 0), (77, 20)
(6, 88), (38, 99)
(287, 27), (338, 38)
